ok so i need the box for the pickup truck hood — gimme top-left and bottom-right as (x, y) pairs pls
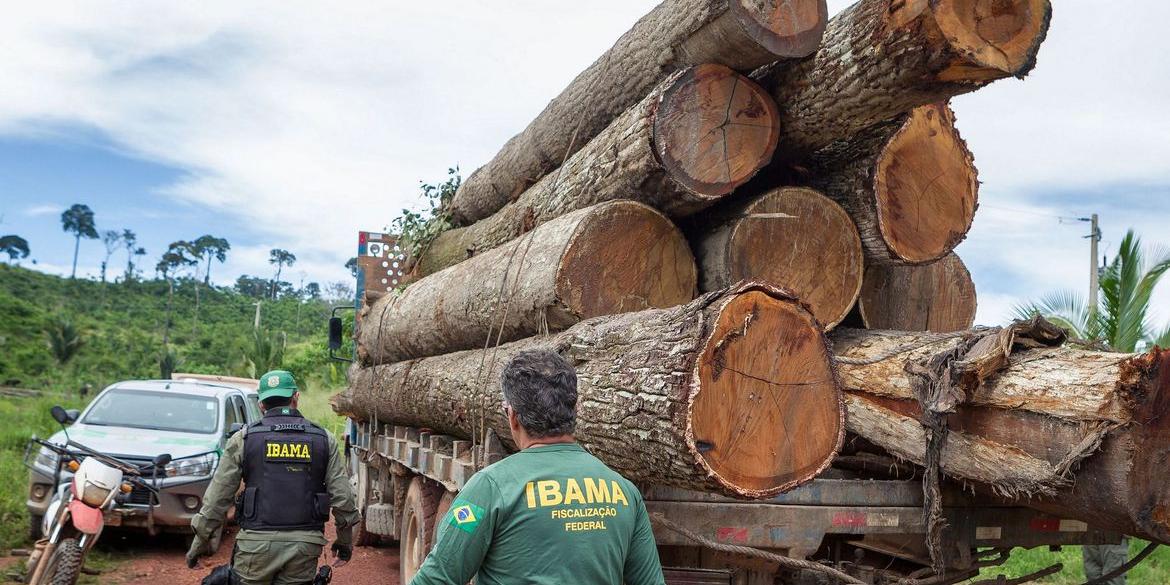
(47, 425), (220, 461)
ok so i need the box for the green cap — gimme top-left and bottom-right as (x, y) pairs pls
(258, 370), (298, 401)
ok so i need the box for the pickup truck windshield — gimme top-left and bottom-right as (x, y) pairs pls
(83, 389), (219, 434)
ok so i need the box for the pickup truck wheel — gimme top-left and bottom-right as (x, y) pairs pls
(29, 514), (43, 541)
(399, 478), (441, 584)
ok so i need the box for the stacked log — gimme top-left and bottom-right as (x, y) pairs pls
(834, 326), (1170, 543)
(416, 64), (781, 277)
(691, 186), (863, 330)
(857, 253), (977, 332)
(356, 201), (697, 364)
(447, 0), (829, 226)
(803, 103), (978, 266)
(338, 283), (845, 499)
(755, 0), (1052, 162)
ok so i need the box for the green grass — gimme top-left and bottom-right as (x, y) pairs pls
(0, 392), (90, 552)
(967, 540), (1170, 584)
(297, 385), (347, 437)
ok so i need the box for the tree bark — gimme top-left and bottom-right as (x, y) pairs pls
(336, 282), (844, 499)
(356, 201), (697, 365)
(833, 327), (1170, 543)
(691, 186), (862, 330)
(448, 0), (828, 226)
(803, 103), (978, 265)
(857, 253), (977, 332)
(755, 0), (1051, 162)
(416, 65), (781, 277)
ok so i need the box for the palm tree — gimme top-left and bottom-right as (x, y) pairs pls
(242, 328), (286, 378)
(61, 204), (98, 278)
(99, 230), (122, 283)
(1014, 230), (1170, 352)
(45, 318), (85, 365)
(0, 235), (30, 262)
(268, 249), (296, 299)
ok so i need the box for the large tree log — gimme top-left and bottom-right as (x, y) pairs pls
(448, 0), (828, 225)
(356, 201), (696, 364)
(857, 253), (977, 332)
(417, 65), (781, 277)
(804, 103), (978, 265)
(833, 326), (1170, 543)
(692, 186), (862, 330)
(755, 0), (1051, 162)
(336, 283), (844, 498)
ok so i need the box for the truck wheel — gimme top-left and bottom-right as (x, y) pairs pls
(45, 537), (83, 585)
(351, 458), (379, 547)
(399, 477), (441, 584)
(433, 491), (455, 538)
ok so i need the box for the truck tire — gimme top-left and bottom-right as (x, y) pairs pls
(433, 491), (455, 538)
(399, 477), (441, 584)
(28, 514), (43, 541)
(351, 460), (379, 547)
(45, 537), (83, 585)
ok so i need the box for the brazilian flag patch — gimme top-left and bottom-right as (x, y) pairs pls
(449, 501), (485, 534)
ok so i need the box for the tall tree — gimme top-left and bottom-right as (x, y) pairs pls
(99, 230), (122, 283)
(268, 249), (296, 299)
(156, 241), (197, 347)
(1015, 230), (1170, 352)
(122, 229), (138, 281)
(192, 235), (231, 285)
(60, 204), (98, 278)
(0, 235), (30, 262)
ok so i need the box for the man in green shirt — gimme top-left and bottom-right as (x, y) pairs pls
(411, 349), (666, 585)
(185, 370), (360, 584)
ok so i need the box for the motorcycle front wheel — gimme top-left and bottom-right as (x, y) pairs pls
(43, 538), (83, 585)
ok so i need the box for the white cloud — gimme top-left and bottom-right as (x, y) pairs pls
(2, 0), (1169, 334)
(23, 204), (64, 217)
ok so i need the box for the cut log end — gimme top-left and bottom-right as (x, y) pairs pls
(730, 0), (829, 58)
(723, 187), (863, 330)
(690, 286), (842, 497)
(859, 253), (977, 332)
(557, 202), (697, 319)
(875, 103), (978, 264)
(654, 64), (780, 198)
(1125, 348), (1170, 542)
(933, 0), (1052, 80)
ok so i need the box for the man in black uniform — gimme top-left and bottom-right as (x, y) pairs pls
(186, 370), (360, 584)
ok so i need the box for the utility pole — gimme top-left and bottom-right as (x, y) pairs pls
(253, 301), (262, 330)
(1081, 214), (1101, 315)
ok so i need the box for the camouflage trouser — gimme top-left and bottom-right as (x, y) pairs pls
(1083, 539), (1129, 585)
(233, 539), (323, 585)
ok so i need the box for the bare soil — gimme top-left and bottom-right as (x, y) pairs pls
(99, 522), (401, 585)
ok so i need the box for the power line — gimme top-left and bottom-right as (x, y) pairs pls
(980, 203), (1083, 223)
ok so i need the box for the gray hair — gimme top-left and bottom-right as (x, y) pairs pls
(500, 350), (578, 438)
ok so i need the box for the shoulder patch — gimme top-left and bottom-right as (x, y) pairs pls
(449, 501), (485, 534)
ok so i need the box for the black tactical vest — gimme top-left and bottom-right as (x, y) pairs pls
(238, 408), (330, 532)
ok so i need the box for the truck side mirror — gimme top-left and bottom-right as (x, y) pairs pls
(328, 317), (344, 351)
(154, 453), (173, 467)
(50, 406), (76, 425)
(65, 409), (81, 422)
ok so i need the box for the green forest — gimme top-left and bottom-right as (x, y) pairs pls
(0, 263), (351, 395)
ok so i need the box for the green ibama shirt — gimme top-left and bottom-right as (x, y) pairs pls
(410, 442), (665, 585)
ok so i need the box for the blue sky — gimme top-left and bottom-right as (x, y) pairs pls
(1, 1), (1168, 332)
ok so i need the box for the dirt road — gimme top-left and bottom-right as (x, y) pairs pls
(101, 522), (401, 585)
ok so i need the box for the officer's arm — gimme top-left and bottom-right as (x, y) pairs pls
(624, 492), (667, 585)
(190, 430), (244, 541)
(409, 474), (498, 585)
(325, 433), (361, 545)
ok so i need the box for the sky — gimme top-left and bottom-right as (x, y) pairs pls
(1, 1), (1168, 331)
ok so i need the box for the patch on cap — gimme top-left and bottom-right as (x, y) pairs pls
(267, 375), (281, 388)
